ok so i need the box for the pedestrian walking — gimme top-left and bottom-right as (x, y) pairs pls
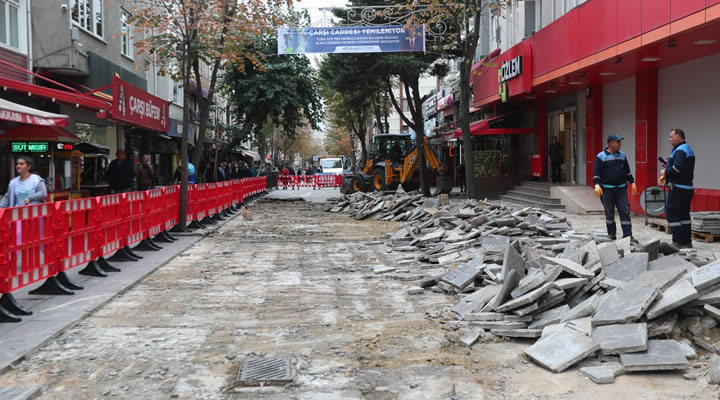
(549, 136), (564, 183)
(659, 128), (696, 248)
(593, 134), (637, 240)
(281, 165), (290, 190)
(107, 149), (135, 193)
(136, 154), (154, 190)
(0, 156), (47, 208)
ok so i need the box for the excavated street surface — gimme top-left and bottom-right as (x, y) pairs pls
(0, 196), (718, 399)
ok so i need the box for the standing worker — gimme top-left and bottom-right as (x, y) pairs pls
(593, 134), (637, 240)
(136, 154), (154, 191)
(659, 129), (695, 248)
(549, 136), (564, 184)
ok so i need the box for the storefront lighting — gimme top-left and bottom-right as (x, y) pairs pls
(694, 39), (718, 45)
(569, 81), (583, 85)
(599, 72), (615, 76)
(545, 90), (557, 93)
(641, 57), (660, 62)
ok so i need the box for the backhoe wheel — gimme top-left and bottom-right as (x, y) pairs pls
(372, 169), (386, 191)
(352, 177), (362, 192)
(401, 181), (420, 192)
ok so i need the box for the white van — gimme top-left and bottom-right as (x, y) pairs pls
(318, 157), (345, 175)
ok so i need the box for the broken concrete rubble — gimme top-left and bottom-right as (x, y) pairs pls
(327, 191), (720, 383)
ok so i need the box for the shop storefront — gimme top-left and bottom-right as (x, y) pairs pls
(469, 1), (720, 212)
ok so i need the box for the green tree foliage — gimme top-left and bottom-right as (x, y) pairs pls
(220, 35), (323, 161)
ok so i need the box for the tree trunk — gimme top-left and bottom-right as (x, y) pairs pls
(459, 56), (475, 198)
(407, 82), (431, 197)
(178, 44), (192, 230)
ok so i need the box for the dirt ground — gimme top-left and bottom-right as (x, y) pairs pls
(1, 198), (719, 399)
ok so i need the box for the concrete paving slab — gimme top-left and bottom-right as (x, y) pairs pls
(440, 262), (483, 290)
(645, 279), (699, 320)
(597, 242), (620, 267)
(592, 283), (659, 326)
(511, 268), (546, 298)
(677, 340), (697, 359)
(647, 312), (678, 337)
(543, 317), (593, 337)
(490, 328), (543, 338)
(631, 266), (687, 292)
(0, 386), (41, 400)
(561, 293), (601, 323)
(620, 340), (690, 371)
(464, 312), (505, 321)
(496, 282), (554, 312)
(524, 330), (601, 373)
(604, 253), (649, 282)
(554, 277), (589, 291)
(528, 305), (570, 329)
(615, 237), (632, 257)
(481, 235), (510, 254)
(592, 323), (648, 355)
(540, 256), (594, 279)
(470, 321), (528, 330)
(579, 363), (624, 384)
(691, 259), (720, 291)
(648, 255), (688, 271)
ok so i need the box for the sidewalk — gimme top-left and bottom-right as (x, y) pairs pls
(0, 211), (241, 374)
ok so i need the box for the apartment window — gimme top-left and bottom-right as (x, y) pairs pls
(71, 0), (103, 37)
(0, 0), (19, 48)
(402, 98), (409, 112)
(121, 9), (131, 57)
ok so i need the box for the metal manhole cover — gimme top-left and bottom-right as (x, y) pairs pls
(236, 357), (295, 386)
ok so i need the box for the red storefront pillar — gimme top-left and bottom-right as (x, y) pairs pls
(585, 85), (603, 186)
(634, 70), (659, 215)
(537, 101), (548, 180)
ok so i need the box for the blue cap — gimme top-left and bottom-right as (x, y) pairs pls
(607, 134), (624, 143)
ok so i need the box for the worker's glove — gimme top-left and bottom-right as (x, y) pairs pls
(631, 183), (637, 195)
(594, 184), (603, 198)
(658, 174), (666, 185)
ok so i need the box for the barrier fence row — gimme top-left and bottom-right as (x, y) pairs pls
(0, 177), (267, 322)
(278, 174), (343, 190)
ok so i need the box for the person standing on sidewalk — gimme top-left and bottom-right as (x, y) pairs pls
(136, 154), (154, 191)
(593, 134), (637, 240)
(457, 162), (465, 193)
(659, 128), (696, 248)
(549, 136), (564, 184)
(107, 149), (135, 193)
(0, 156), (47, 208)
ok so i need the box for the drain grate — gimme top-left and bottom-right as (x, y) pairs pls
(235, 357), (295, 387)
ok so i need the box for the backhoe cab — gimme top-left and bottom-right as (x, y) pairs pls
(341, 134), (454, 195)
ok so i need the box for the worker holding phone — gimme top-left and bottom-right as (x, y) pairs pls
(659, 129), (695, 248)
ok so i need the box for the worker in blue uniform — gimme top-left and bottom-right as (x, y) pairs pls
(593, 134), (637, 240)
(659, 128), (695, 249)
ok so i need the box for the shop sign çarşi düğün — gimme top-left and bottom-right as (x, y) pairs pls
(498, 56), (522, 103)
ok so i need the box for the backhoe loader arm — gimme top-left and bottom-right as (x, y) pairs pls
(400, 138), (449, 183)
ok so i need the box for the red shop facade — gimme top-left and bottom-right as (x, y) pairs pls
(470, 0), (720, 214)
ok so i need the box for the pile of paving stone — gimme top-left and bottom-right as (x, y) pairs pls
(692, 212), (720, 234)
(327, 192), (720, 384)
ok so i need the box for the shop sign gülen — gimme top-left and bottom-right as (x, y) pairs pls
(498, 56), (522, 103)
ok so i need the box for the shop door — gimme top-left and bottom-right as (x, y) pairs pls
(547, 108), (577, 183)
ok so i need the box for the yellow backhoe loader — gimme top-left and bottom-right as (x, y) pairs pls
(341, 134), (454, 194)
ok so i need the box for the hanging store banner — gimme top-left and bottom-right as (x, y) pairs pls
(111, 76), (169, 132)
(277, 25), (425, 54)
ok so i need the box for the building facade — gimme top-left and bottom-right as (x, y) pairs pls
(465, 0), (720, 213)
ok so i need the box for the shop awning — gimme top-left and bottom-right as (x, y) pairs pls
(0, 124), (81, 142)
(75, 142), (110, 154)
(442, 111), (535, 141)
(241, 148), (260, 161)
(0, 97), (70, 126)
(0, 77), (112, 113)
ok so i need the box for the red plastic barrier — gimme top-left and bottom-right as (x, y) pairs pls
(145, 188), (166, 238)
(95, 194), (128, 258)
(125, 191), (147, 246)
(0, 204), (55, 293)
(164, 185), (179, 231)
(313, 175), (341, 188)
(54, 198), (96, 274)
